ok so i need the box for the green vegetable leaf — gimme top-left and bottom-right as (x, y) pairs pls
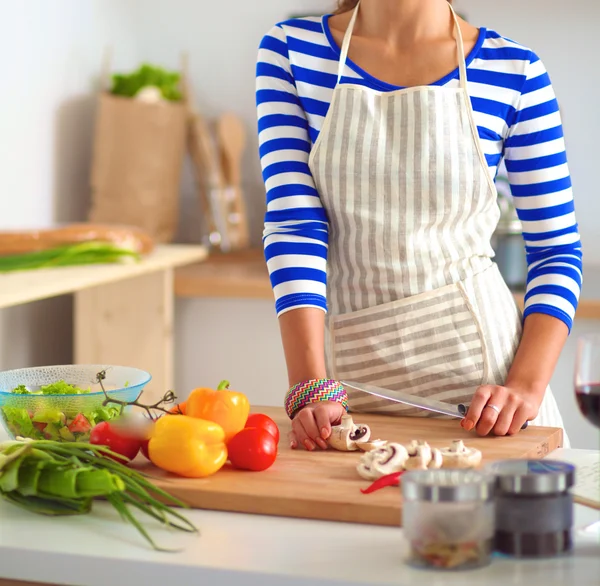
(110, 63), (183, 102)
(1, 407), (35, 438)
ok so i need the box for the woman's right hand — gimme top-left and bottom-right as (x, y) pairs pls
(289, 400), (346, 451)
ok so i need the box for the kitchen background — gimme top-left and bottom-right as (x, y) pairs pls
(1, 0), (598, 447)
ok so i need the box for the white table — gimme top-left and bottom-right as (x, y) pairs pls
(0, 244), (207, 402)
(0, 425), (598, 586)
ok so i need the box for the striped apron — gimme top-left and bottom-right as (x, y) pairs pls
(308, 1), (567, 442)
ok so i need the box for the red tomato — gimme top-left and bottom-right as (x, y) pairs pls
(244, 413), (280, 444)
(68, 413), (91, 434)
(140, 438), (150, 460)
(228, 428), (277, 471)
(90, 421), (142, 462)
(33, 422), (46, 432)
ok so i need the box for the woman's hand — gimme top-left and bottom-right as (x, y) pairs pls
(461, 384), (545, 436)
(289, 401), (346, 450)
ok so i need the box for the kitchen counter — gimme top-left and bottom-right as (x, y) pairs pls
(0, 427), (598, 586)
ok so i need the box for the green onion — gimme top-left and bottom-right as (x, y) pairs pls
(0, 242), (141, 273)
(0, 439), (198, 551)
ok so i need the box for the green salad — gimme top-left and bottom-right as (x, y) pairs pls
(1, 380), (120, 442)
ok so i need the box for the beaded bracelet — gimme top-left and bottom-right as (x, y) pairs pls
(284, 378), (349, 419)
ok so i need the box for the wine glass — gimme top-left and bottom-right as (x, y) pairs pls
(574, 334), (600, 429)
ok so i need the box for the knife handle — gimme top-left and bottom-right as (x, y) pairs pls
(457, 404), (529, 430)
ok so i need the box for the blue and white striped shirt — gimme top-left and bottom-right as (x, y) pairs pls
(256, 16), (582, 331)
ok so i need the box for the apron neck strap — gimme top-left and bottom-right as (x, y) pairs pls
(449, 3), (468, 90)
(336, 1), (468, 90)
(337, 2), (360, 82)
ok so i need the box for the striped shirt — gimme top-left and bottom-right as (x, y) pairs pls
(256, 16), (582, 331)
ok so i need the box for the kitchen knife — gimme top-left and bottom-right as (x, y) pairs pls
(341, 381), (528, 429)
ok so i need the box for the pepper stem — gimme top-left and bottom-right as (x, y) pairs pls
(217, 380), (230, 391)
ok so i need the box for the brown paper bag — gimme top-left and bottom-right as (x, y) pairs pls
(88, 93), (187, 243)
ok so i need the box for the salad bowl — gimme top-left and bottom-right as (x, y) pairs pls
(0, 364), (151, 442)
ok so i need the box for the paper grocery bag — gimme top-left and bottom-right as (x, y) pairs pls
(89, 93), (187, 242)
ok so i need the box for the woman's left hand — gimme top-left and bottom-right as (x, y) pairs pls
(461, 384), (544, 436)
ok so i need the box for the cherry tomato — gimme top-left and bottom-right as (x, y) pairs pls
(227, 427), (277, 471)
(90, 421), (142, 462)
(244, 413), (280, 444)
(68, 413), (91, 434)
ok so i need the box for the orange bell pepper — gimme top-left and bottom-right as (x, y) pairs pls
(186, 380), (250, 443)
(148, 415), (227, 478)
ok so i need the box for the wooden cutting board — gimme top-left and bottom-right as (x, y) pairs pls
(139, 407), (563, 527)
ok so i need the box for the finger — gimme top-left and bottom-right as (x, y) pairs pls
(508, 405), (530, 435)
(462, 386), (493, 431)
(313, 403), (339, 441)
(291, 418), (313, 451)
(492, 397), (519, 436)
(287, 429), (298, 449)
(296, 409), (327, 450)
(476, 391), (508, 437)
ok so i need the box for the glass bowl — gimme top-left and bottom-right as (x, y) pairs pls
(0, 364), (151, 443)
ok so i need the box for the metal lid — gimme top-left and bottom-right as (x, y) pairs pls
(401, 469), (495, 503)
(487, 460), (575, 495)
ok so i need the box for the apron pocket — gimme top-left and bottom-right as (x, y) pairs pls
(330, 283), (486, 415)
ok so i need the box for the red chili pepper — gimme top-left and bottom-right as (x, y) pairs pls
(360, 471), (404, 494)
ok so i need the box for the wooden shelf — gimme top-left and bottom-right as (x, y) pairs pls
(175, 248), (272, 300)
(175, 250), (600, 319)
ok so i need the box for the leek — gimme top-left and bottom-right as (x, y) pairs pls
(0, 242), (141, 273)
(0, 439), (197, 551)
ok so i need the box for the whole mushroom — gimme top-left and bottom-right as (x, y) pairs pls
(440, 439), (482, 469)
(356, 443), (409, 480)
(327, 414), (371, 451)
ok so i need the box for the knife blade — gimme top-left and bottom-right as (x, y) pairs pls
(341, 380), (528, 429)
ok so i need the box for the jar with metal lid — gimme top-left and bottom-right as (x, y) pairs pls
(487, 459), (575, 558)
(401, 469), (496, 570)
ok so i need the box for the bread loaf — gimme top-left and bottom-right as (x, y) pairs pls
(0, 224), (155, 256)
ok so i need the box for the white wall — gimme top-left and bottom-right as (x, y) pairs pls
(0, 0), (139, 369)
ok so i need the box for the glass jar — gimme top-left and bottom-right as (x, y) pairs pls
(487, 459), (575, 558)
(401, 469), (495, 570)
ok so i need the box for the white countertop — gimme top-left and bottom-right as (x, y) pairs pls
(0, 430), (598, 586)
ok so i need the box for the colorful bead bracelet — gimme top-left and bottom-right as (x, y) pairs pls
(284, 378), (349, 419)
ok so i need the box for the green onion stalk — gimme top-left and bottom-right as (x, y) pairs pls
(0, 242), (141, 273)
(0, 439), (198, 551)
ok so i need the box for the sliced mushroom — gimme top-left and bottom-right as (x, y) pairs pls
(327, 414), (371, 451)
(428, 448), (443, 469)
(404, 443), (433, 470)
(357, 439), (387, 452)
(356, 442), (409, 480)
(440, 439), (482, 469)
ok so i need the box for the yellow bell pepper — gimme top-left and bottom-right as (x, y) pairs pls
(186, 380), (250, 443)
(148, 415), (227, 478)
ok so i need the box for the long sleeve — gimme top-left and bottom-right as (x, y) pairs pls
(256, 24), (329, 317)
(504, 52), (582, 332)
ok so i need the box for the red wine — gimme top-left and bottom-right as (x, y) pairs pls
(575, 384), (600, 428)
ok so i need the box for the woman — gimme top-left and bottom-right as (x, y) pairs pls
(256, 0), (582, 450)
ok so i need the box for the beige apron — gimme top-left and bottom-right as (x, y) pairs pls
(308, 1), (568, 443)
